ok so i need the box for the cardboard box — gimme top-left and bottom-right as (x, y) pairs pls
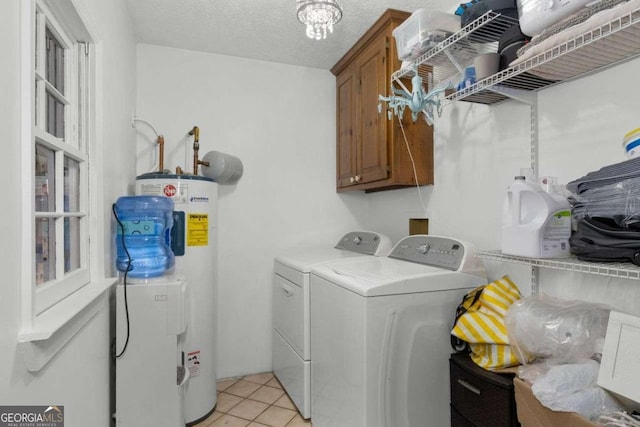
(513, 378), (598, 427)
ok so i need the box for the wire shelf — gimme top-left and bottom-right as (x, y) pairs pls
(447, 4), (640, 104)
(393, 6), (640, 106)
(475, 250), (640, 280)
(392, 12), (519, 87)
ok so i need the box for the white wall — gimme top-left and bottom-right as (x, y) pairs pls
(136, 44), (367, 378)
(3, 0), (636, 418)
(367, 56), (640, 313)
(0, 1), (136, 425)
(138, 42), (640, 378)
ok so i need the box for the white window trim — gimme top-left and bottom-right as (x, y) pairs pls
(19, 0), (115, 372)
(33, 0), (91, 313)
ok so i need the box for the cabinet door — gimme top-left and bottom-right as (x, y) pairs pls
(356, 32), (389, 184)
(336, 65), (357, 189)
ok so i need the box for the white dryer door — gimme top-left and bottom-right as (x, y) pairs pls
(272, 273), (306, 358)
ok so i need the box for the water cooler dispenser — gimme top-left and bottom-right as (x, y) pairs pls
(114, 196), (191, 427)
(115, 278), (190, 426)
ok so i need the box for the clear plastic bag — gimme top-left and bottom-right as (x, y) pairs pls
(569, 176), (640, 228)
(530, 361), (623, 419)
(504, 294), (610, 364)
(518, 361), (551, 384)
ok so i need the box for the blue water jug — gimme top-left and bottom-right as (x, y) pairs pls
(114, 196), (175, 278)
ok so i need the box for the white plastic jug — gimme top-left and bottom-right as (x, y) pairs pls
(501, 176), (571, 258)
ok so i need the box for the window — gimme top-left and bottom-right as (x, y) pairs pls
(28, 0), (92, 315)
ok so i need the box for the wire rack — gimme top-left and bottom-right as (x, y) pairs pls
(476, 250), (640, 280)
(392, 12), (519, 88)
(448, 5), (640, 104)
(393, 6), (640, 106)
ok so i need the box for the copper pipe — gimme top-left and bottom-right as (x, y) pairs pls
(193, 146), (200, 175)
(157, 135), (165, 172)
(189, 126), (200, 141)
(189, 126), (200, 175)
(188, 126), (211, 175)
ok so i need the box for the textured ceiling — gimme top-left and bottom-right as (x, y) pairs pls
(124, 0), (457, 69)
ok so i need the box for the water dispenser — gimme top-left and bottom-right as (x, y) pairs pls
(114, 196), (175, 278)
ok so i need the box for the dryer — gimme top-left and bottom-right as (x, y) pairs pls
(272, 231), (392, 419)
(309, 235), (487, 427)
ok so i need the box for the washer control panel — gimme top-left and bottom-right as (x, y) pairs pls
(335, 231), (384, 255)
(389, 235), (466, 271)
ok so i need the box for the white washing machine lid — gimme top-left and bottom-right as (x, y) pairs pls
(311, 257), (485, 296)
(274, 231), (393, 273)
(310, 235), (487, 297)
(275, 247), (369, 273)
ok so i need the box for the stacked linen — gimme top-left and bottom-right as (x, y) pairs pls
(515, 0), (630, 58)
(567, 157), (640, 264)
(567, 156), (640, 226)
(509, 0), (640, 80)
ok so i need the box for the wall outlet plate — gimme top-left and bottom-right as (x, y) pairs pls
(409, 218), (429, 235)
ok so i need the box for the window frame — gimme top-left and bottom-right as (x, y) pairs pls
(22, 0), (97, 320)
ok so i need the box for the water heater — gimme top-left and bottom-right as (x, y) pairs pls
(136, 173), (218, 425)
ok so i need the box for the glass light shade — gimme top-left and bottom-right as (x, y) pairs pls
(296, 0), (343, 40)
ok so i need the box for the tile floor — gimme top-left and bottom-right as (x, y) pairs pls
(194, 372), (312, 427)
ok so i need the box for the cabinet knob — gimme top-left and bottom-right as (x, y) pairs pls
(355, 175), (361, 182)
(350, 177), (355, 183)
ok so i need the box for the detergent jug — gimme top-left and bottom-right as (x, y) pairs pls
(501, 175), (571, 258)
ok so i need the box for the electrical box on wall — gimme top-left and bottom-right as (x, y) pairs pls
(410, 218), (429, 235)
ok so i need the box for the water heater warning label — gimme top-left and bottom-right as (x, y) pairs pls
(138, 182), (188, 204)
(187, 213), (208, 246)
(187, 350), (201, 377)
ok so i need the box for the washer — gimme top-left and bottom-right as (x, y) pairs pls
(310, 235), (487, 427)
(273, 231), (392, 419)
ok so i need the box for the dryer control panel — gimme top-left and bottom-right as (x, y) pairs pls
(335, 231), (390, 256)
(389, 235), (466, 271)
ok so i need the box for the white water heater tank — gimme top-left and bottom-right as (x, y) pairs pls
(136, 173), (218, 425)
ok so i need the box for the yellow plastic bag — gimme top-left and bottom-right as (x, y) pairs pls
(451, 275), (522, 370)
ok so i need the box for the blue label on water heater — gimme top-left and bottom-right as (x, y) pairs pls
(189, 196), (209, 203)
(171, 212), (186, 256)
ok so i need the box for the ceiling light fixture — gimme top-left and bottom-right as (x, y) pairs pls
(296, 0), (343, 40)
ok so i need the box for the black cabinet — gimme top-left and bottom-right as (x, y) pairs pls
(450, 353), (520, 427)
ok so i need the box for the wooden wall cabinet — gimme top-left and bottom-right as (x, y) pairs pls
(331, 9), (434, 192)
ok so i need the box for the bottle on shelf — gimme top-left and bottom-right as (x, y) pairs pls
(501, 173), (571, 258)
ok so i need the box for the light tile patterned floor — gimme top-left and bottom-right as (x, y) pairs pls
(194, 372), (312, 427)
